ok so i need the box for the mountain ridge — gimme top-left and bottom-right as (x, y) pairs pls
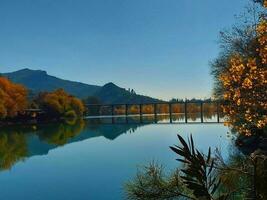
(1, 68), (162, 104)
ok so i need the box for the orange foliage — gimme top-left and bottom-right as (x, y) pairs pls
(37, 89), (85, 118)
(0, 77), (28, 119)
(219, 17), (267, 136)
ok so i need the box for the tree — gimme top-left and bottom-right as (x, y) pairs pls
(211, 2), (267, 136)
(0, 77), (28, 119)
(36, 89), (85, 118)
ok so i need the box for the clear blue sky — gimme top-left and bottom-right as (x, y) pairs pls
(0, 0), (250, 100)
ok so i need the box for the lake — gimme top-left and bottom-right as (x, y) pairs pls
(0, 116), (236, 200)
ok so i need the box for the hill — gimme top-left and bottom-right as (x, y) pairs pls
(95, 82), (161, 104)
(2, 68), (161, 104)
(2, 68), (100, 99)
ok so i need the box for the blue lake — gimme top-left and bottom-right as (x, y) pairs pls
(0, 118), (235, 200)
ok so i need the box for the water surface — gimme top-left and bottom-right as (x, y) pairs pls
(0, 118), (234, 200)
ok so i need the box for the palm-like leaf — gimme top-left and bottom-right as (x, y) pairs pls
(170, 134), (228, 200)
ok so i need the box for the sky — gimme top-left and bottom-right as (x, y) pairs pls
(0, 0), (251, 100)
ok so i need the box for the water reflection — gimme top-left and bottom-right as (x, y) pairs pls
(0, 113), (226, 171)
(86, 112), (224, 123)
(0, 129), (28, 170)
(37, 119), (85, 146)
(0, 119), (144, 170)
(0, 120), (232, 200)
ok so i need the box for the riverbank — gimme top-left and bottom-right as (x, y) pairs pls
(0, 113), (74, 127)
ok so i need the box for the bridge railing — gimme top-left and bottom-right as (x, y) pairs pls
(84, 101), (225, 123)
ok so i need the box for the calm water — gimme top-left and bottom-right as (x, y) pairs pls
(0, 117), (235, 200)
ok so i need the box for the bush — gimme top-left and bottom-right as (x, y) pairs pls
(0, 77), (28, 119)
(36, 89), (85, 118)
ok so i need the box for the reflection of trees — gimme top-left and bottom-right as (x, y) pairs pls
(0, 129), (28, 170)
(37, 119), (85, 146)
(0, 119), (143, 170)
(0, 120), (85, 170)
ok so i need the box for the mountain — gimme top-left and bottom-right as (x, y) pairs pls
(2, 68), (161, 104)
(2, 68), (100, 99)
(95, 82), (160, 104)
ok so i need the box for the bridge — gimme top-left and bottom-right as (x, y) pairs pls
(85, 101), (224, 124)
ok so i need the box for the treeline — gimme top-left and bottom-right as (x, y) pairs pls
(0, 77), (85, 124)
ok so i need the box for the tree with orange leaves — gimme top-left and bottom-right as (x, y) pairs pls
(212, 1), (267, 136)
(36, 89), (85, 118)
(0, 77), (28, 119)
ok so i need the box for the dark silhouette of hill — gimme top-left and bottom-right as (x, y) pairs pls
(95, 82), (161, 104)
(2, 68), (161, 103)
(2, 68), (100, 99)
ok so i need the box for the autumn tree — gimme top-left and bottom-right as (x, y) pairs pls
(211, 1), (267, 136)
(36, 89), (85, 118)
(0, 77), (28, 119)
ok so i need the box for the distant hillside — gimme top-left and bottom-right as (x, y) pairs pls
(95, 82), (161, 104)
(2, 68), (161, 104)
(2, 68), (100, 99)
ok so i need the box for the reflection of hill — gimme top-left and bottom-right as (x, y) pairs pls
(0, 120), (143, 170)
(80, 122), (140, 140)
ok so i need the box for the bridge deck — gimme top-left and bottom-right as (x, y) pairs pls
(85, 101), (224, 124)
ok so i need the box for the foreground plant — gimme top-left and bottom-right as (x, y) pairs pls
(125, 134), (267, 200)
(125, 162), (190, 200)
(170, 135), (228, 200)
(125, 135), (227, 200)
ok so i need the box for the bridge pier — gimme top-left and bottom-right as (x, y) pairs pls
(84, 101), (223, 124)
(154, 104), (158, 123)
(200, 102), (204, 123)
(169, 103), (172, 123)
(139, 104), (143, 123)
(125, 104), (128, 116)
(184, 101), (188, 123)
(217, 102), (220, 123)
(111, 105), (114, 116)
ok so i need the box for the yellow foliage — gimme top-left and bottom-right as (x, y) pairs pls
(38, 89), (85, 118)
(220, 17), (267, 136)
